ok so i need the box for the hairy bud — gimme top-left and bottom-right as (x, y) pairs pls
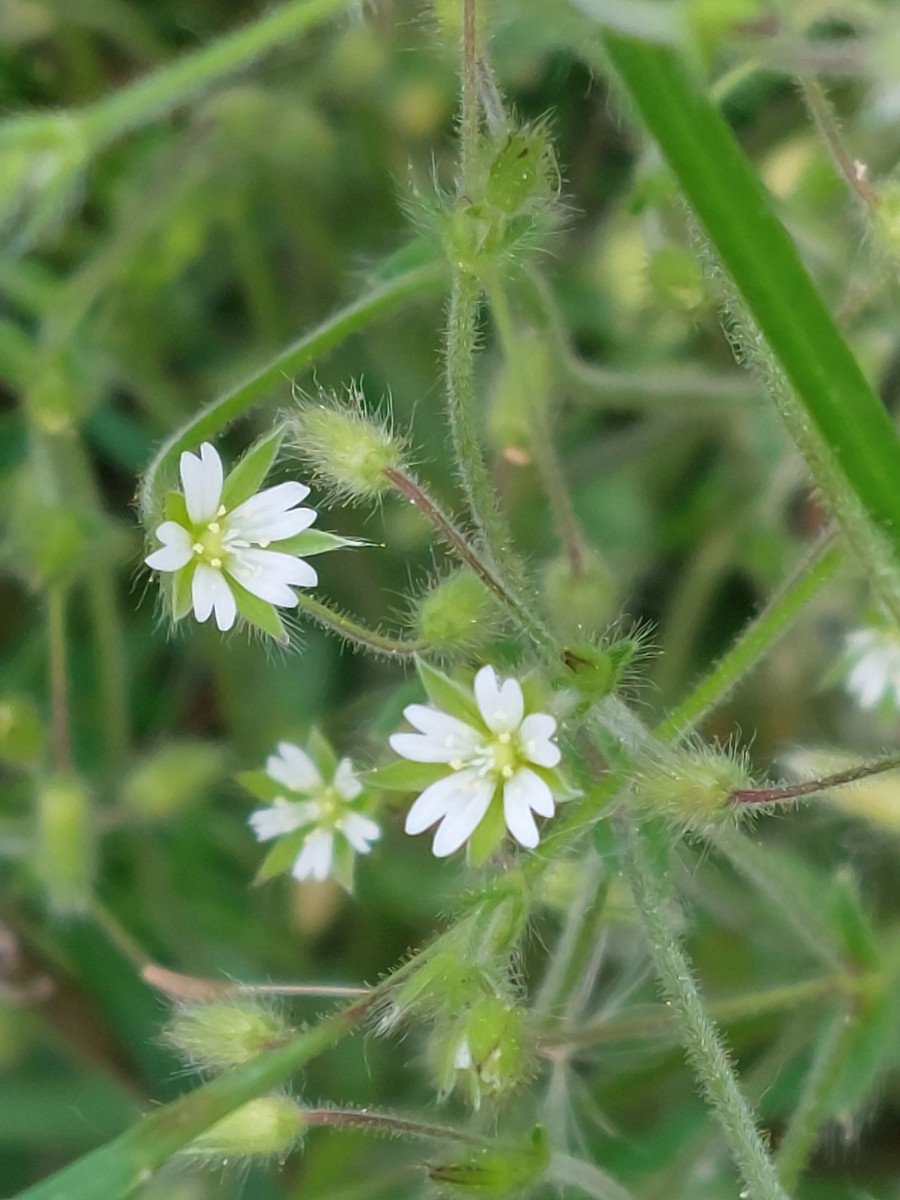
(430, 1127), (549, 1196)
(291, 386), (405, 502)
(165, 999), (291, 1072)
(432, 993), (529, 1108)
(633, 745), (753, 832)
(181, 1096), (306, 1163)
(414, 570), (500, 653)
(542, 553), (619, 638)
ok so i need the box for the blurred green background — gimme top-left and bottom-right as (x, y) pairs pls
(3, 0), (900, 1196)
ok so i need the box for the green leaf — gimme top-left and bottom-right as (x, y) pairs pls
(163, 490), (189, 525)
(220, 426), (283, 510)
(237, 770), (282, 803)
(365, 760), (448, 792)
(600, 33), (900, 590)
(306, 726), (337, 779)
(330, 837), (356, 892)
(255, 829), (307, 883)
(229, 577), (287, 642)
(467, 792), (506, 866)
(274, 529), (367, 556)
(415, 657), (483, 726)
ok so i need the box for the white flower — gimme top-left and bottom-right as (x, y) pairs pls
(145, 442), (318, 632)
(390, 665), (562, 857)
(845, 628), (900, 711)
(248, 741), (379, 885)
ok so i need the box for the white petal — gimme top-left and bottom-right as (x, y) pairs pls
(391, 733), (462, 764)
(502, 789), (539, 849)
(334, 758), (363, 800)
(227, 481), (316, 542)
(228, 548), (317, 606)
(341, 812), (381, 853)
(519, 712), (561, 767)
(192, 564), (236, 631)
(266, 742), (322, 793)
(292, 829), (334, 882)
(474, 666), (524, 733)
(145, 521), (193, 571)
(431, 776), (494, 857)
(248, 799), (317, 842)
(180, 443), (223, 525)
(506, 765), (555, 818)
(405, 771), (471, 835)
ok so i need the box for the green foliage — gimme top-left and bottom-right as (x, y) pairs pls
(5, 1), (900, 1198)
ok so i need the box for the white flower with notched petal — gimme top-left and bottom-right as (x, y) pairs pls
(242, 734), (380, 889)
(844, 628), (900, 712)
(145, 437), (348, 639)
(388, 662), (566, 859)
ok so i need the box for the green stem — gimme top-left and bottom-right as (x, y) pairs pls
(444, 269), (514, 568)
(47, 587), (72, 774)
(460, 0), (479, 189)
(293, 592), (426, 659)
(543, 972), (872, 1050)
(656, 535), (843, 742)
(615, 818), (788, 1200)
(82, 0), (353, 146)
(300, 1106), (487, 1147)
(139, 259), (445, 522)
(775, 1011), (859, 1191)
(600, 33), (900, 597)
(799, 77), (877, 209)
(383, 466), (555, 654)
(731, 752), (900, 807)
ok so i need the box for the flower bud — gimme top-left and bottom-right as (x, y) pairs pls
(165, 999), (291, 1072)
(414, 570), (500, 653)
(381, 951), (490, 1033)
(560, 637), (639, 699)
(0, 695), (46, 767)
(542, 553), (619, 638)
(633, 746), (752, 832)
(34, 774), (95, 916)
(122, 741), (226, 820)
(291, 387), (405, 502)
(430, 1127), (549, 1196)
(433, 994), (529, 1108)
(181, 1096), (306, 1163)
(484, 124), (557, 218)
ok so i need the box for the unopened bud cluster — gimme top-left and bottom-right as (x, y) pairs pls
(440, 123), (559, 273)
(290, 386), (405, 503)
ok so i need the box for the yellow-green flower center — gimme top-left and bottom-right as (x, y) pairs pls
(192, 521), (227, 568)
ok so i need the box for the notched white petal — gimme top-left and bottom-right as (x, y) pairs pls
(431, 776), (494, 857)
(292, 829), (334, 882)
(266, 742), (322, 793)
(334, 757), (363, 799)
(181, 442), (224, 525)
(192, 564), (236, 631)
(341, 812), (380, 853)
(474, 665), (524, 733)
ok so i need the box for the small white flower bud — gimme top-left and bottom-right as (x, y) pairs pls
(181, 1096), (306, 1163)
(165, 999), (291, 1072)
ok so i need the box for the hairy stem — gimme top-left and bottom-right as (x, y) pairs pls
(293, 592), (426, 658)
(615, 818), (788, 1200)
(731, 752), (900, 807)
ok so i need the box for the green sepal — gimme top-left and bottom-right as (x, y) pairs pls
(171, 561), (196, 621)
(220, 427), (283, 510)
(237, 770), (283, 804)
(255, 828), (307, 883)
(229, 577), (288, 643)
(365, 760), (448, 792)
(467, 791), (505, 867)
(164, 490), (189, 526)
(275, 529), (366, 557)
(415, 657), (482, 727)
(306, 726), (337, 780)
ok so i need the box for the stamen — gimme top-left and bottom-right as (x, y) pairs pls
(210, 557), (222, 569)
(259, 539), (271, 548)
(501, 766), (513, 779)
(191, 543), (204, 555)
(208, 521), (220, 534)
(497, 731), (511, 744)
(216, 505), (227, 517)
